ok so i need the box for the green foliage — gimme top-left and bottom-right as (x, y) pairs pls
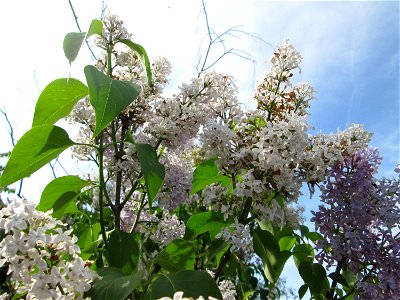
(0, 125), (74, 187)
(191, 158), (229, 194)
(155, 239), (195, 272)
(253, 227), (292, 283)
(63, 19), (103, 64)
(184, 211), (230, 240)
(84, 65), (141, 137)
(107, 229), (139, 275)
(36, 175), (89, 219)
(298, 262), (330, 296)
(134, 143), (165, 208)
(298, 284), (308, 299)
(148, 270), (223, 299)
(86, 268), (144, 300)
(292, 243), (314, 267)
(32, 78), (88, 126)
(74, 221), (101, 259)
(118, 39), (153, 87)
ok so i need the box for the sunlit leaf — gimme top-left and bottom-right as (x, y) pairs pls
(36, 175), (89, 219)
(84, 65), (141, 137)
(0, 125), (74, 187)
(32, 78), (88, 126)
(184, 211), (230, 240)
(191, 158), (228, 194)
(155, 239), (195, 272)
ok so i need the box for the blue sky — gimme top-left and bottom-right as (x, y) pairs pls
(0, 0), (399, 297)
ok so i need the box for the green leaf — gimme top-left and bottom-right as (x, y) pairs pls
(11, 292), (28, 300)
(36, 175), (89, 219)
(298, 262), (330, 295)
(63, 19), (103, 64)
(87, 19), (103, 37)
(328, 272), (350, 288)
(275, 250), (292, 280)
(305, 231), (324, 242)
(134, 143), (165, 207)
(299, 225), (310, 237)
(119, 39), (153, 87)
(75, 222), (101, 252)
(155, 239), (195, 272)
(84, 65), (141, 137)
(253, 227), (279, 283)
(32, 78), (88, 126)
(149, 270), (222, 299)
(107, 229), (139, 275)
(86, 268), (144, 300)
(293, 244), (314, 267)
(191, 158), (228, 194)
(184, 211), (230, 240)
(208, 238), (229, 262)
(298, 284), (308, 299)
(0, 125), (74, 187)
(278, 236), (296, 251)
(63, 32), (85, 64)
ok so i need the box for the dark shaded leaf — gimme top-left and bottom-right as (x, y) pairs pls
(107, 230), (139, 275)
(86, 268), (144, 300)
(134, 143), (165, 207)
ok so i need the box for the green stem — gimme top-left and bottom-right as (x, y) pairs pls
(326, 259), (344, 300)
(98, 134), (108, 249)
(131, 192), (147, 233)
(97, 42), (114, 248)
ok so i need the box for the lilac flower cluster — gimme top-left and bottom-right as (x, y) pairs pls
(0, 200), (99, 299)
(311, 148), (400, 299)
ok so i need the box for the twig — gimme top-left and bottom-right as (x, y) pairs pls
(67, 0), (97, 61)
(0, 108), (16, 147)
(0, 108), (24, 198)
(195, 0), (259, 77)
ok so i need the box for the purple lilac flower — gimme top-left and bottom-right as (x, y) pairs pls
(311, 148), (400, 299)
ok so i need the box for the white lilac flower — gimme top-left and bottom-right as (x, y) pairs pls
(218, 280), (237, 300)
(216, 220), (253, 253)
(139, 211), (185, 247)
(0, 199), (99, 299)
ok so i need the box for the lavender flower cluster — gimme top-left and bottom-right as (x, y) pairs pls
(312, 148), (400, 299)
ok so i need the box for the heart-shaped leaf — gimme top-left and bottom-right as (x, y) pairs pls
(84, 65), (141, 137)
(32, 78), (88, 126)
(0, 125), (74, 187)
(36, 175), (89, 219)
